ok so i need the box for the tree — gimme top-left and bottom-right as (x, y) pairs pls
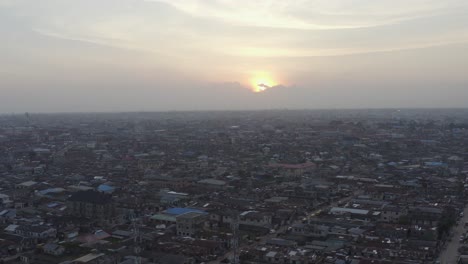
(437, 207), (457, 240)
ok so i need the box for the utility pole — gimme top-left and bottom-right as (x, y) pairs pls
(132, 217), (142, 264)
(230, 213), (240, 264)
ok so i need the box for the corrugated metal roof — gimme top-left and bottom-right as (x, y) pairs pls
(330, 207), (369, 215)
(164, 207), (205, 215)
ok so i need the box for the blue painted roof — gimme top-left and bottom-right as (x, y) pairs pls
(98, 184), (115, 192)
(47, 202), (59, 208)
(38, 188), (64, 195)
(164, 208), (206, 215)
(424, 162), (446, 167)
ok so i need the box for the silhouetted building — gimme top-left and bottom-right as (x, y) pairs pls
(67, 190), (115, 222)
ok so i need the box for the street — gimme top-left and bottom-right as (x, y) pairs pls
(438, 205), (468, 264)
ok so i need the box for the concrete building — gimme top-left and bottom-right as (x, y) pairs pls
(176, 212), (208, 237)
(67, 190), (115, 222)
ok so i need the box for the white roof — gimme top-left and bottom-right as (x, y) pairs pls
(18, 181), (37, 187)
(240, 210), (257, 216)
(4, 224), (19, 232)
(73, 253), (105, 263)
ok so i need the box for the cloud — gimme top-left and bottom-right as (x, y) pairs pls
(1, 0), (464, 61)
(258, 83), (272, 89)
(13, 0), (463, 60)
(149, 0), (468, 30)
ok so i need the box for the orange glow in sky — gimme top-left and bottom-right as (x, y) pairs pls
(249, 72), (278, 93)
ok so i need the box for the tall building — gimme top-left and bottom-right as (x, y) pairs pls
(67, 190), (115, 222)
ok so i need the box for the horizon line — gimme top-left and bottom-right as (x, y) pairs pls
(2, 107), (468, 116)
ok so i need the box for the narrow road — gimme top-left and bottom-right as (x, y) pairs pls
(438, 205), (468, 264)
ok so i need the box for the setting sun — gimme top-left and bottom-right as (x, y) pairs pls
(249, 72), (278, 93)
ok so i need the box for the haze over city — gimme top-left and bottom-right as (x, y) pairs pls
(4, 2), (468, 263)
(1, 0), (468, 112)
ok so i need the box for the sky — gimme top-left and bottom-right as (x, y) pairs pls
(1, 0), (468, 112)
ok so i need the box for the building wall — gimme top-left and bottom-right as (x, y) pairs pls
(67, 201), (115, 221)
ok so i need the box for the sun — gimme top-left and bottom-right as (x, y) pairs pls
(249, 72), (277, 93)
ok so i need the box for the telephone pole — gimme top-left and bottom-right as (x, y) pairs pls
(230, 213), (240, 264)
